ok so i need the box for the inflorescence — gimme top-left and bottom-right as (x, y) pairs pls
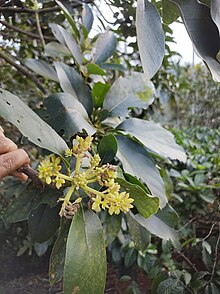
(38, 136), (134, 217)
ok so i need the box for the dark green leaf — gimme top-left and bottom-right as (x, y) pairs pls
(0, 89), (68, 154)
(155, 204), (179, 227)
(98, 134), (118, 163)
(151, 272), (167, 294)
(92, 82), (110, 108)
(64, 207), (106, 294)
(118, 118), (186, 162)
(136, 0), (165, 79)
(157, 278), (184, 294)
(25, 59), (58, 81)
(55, 62), (93, 115)
(127, 213), (151, 251)
(171, 0), (220, 81)
(82, 4), (94, 33)
(211, 0), (220, 34)
(44, 92), (96, 140)
(124, 248), (137, 268)
(100, 63), (127, 72)
(29, 204), (60, 243)
(86, 63), (106, 76)
(104, 213), (122, 245)
(3, 183), (62, 224)
(211, 283), (219, 294)
(116, 136), (167, 208)
(103, 72), (154, 117)
(49, 219), (70, 285)
(93, 31), (117, 64)
(117, 178), (160, 218)
(162, 0), (180, 24)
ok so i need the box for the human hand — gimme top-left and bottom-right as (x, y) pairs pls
(0, 126), (30, 181)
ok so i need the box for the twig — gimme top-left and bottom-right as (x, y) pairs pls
(178, 251), (198, 272)
(178, 216), (197, 232)
(199, 222), (217, 242)
(207, 222), (220, 283)
(0, 50), (47, 95)
(35, 10), (46, 47)
(0, 20), (55, 41)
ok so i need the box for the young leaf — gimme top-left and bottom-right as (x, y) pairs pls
(44, 93), (96, 139)
(28, 204), (60, 244)
(25, 59), (58, 82)
(49, 219), (70, 286)
(0, 89), (68, 154)
(55, 62), (93, 115)
(92, 82), (110, 108)
(117, 178), (160, 218)
(118, 118), (186, 162)
(116, 136), (167, 208)
(136, 0), (165, 79)
(92, 31), (117, 64)
(98, 134), (118, 163)
(103, 72), (154, 117)
(171, 0), (220, 82)
(86, 63), (106, 76)
(162, 0), (180, 24)
(82, 4), (94, 33)
(64, 207), (106, 294)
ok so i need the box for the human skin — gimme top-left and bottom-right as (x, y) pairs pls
(0, 126), (30, 181)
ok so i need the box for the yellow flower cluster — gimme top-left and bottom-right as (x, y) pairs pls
(38, 135), (134, 217)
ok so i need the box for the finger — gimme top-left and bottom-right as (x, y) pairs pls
(0, 149), (30, 179)
(0, 136), (18, 154)
(11, 171), (29, 182)
(0, 126), (5, 136)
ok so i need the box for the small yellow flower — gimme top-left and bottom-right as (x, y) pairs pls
(73, 135), (93, 156)
(90, 154), (101, 168)
(54, 176), (65, 189)
(92, 195), (102, 212)
(65, 148), (73, 157)
(73, 172), (88, 188)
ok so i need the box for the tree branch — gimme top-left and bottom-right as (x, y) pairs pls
(0, 20), (55, 41)
(0, 50), (47, 95)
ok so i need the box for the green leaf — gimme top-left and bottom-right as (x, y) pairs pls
(151, 272), (167, 294)
(136, 0), (165, 79)
(25, 59), (58, 82)
(100, 63), (127, 72)
(103, 72), (154, 117)
(3, 183), (62, 224)
(64, 207), (106, 294)
(124, 248), (137, 268)
(104, 213), (122, 245)
(45, 42), (71, 58)
(117, 178), (160, 218)
(82, 4), (94, 33)
(98, 134), (118, 163)
(28, 204), (60, 243)
(118, 118), (186, 162)
(93, 31), (117, 64)
(157, 278), (184, 294)
(55, 62), (93, 115)
(86, 63), (106, 76)
(127, 213), (151, 251)
(211, 283), (219, 294)
(116, 136), (167, 208)
(171, 0), (220, 82)
(44, 93), (96, 140)
(55, 0), (80, 41)
(155, 204), (179, 227)
(92, 82), (110, 108)
(0, 89), (68, 154)
(211, 0), (220, 34)
(131, 212), (178, 245)
(49, 24), (82, 64)
(162, 0), (180, 24)
(49, 219), (70, 286)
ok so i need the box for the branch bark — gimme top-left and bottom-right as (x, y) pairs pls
(0, 50), (47, 95)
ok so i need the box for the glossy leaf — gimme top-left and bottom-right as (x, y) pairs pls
(155, 204), (179, 227)
(103, 72), (154, 117)
(127, 213), (151, 251)
(25, 59), (58, 82)
(104, 213), (122, 245)
(157, 278), (185, 293)
(171, 0), (220, 81)
(86, 63), (106, 76)
(49, 23), (82, 64)
(116, 136), (167, 208)
(162, 0), (180, 24)
(0, 89), (68, 154)
(55, 0), (80, 41)
(136, 0), (165, 79)
(55, 62), (93, 115)
(131, 212), (178, 245)
(92, 82), (110, 108)
(98, 134), (118, 163)
(49, 219), (70, 286)
(82, 4), (94, 33)
(211, 0), (220, 34)
(3, 183), (62, 224)
(28, 204), (60, 243)
(44, 93), (96, 139)
(118, 118), (186, 162)
(117, 178), (160, 218)
(64, 207), (106, 294)
(45, 41), (70, 57)
(93, 31), (117, 64)
(100, 63), (127, 72)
